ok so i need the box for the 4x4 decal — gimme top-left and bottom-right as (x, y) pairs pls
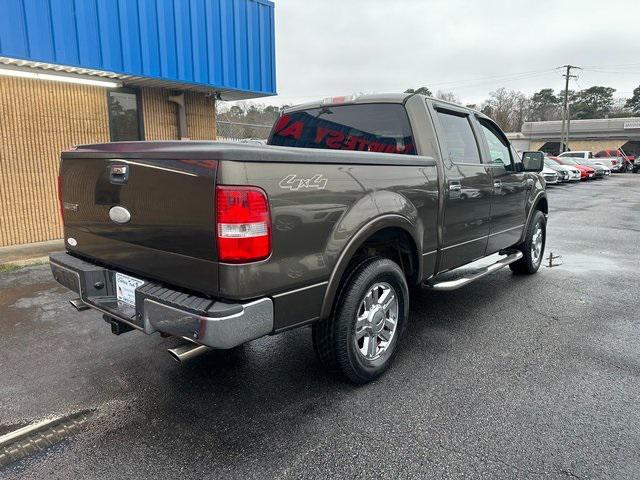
(279, 174), (328, 191)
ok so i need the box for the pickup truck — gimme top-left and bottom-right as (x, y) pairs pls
(50, 94), (547, 384)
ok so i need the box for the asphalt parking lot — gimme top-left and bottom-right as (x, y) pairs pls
(1, 175), (639, 479)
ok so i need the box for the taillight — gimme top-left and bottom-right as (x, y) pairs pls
(56, 175), (64, 222)
(216, 185), (271, 263)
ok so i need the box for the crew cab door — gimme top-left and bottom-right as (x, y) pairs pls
(474, 117), (528, 253)
(430, 104), (493, 271)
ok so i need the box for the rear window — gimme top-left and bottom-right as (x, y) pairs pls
(268, 103), (415, 155)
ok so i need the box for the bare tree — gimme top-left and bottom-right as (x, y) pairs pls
(435, 90), (461, 105)
(481, 88), (530, 131)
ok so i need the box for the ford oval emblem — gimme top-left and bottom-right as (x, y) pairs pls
(109, 206), (131, 224)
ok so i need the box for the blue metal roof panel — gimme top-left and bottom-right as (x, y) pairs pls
(0, 0), (276, 96)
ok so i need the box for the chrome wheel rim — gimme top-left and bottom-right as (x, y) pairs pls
(354, 282), (398, 361)
(531, 223), (543, 264)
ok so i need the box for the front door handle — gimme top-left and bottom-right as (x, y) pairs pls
(449, 180), (461, 199)
(493, 180), (502, 191)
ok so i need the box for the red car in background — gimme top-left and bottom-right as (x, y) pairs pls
(551, 156), (596, 180)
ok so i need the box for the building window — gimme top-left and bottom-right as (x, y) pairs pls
(107, 89), (143, 141)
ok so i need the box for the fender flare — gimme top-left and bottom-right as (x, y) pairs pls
(519, 191), (548, 243)
(319, 214), (422, 319)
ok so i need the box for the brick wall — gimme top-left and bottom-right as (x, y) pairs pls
(0, 76), (109, 247)
(142, 88), (216, 141)
(0, 79), (217, 247)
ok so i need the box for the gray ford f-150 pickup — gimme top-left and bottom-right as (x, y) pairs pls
(50, 93), (547, 383)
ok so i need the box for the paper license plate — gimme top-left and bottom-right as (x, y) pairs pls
(115, 272), (144, 307)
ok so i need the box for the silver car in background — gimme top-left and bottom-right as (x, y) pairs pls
(544, 158), (580, 182)
(581, 160), (611, 177)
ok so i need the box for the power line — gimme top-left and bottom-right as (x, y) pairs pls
(580, 62), (640, 69)
(423, 68), (557, 89)
(447, 71), (558, 92)
(583, 68), (640, 75)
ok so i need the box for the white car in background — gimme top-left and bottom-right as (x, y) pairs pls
(559, 150), (621, 172)
(541, 166), (559, 184)
(544, 158), (580, 182)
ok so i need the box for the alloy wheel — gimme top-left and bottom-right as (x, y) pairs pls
(531, 222), (544, 265)
(354, 282), (399, 360)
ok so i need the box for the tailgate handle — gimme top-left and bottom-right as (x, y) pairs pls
(109, 165), (129, 184)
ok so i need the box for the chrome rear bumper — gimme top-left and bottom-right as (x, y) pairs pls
(49, 252), (273, 349)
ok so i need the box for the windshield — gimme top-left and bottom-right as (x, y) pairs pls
(268, 103), (416, 155)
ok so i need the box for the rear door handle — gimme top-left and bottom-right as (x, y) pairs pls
(493, 180), (502, 191)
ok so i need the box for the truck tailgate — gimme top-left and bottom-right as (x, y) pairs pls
(59, 156), (219, 296)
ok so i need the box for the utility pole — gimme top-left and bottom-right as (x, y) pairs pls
(558, 65), (580, 152)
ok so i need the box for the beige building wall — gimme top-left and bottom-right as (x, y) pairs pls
(563, 140), (625, 152)
(142, 88), (216, 141)
(531, 139), (625, 152)
(0, 76), (109, 247)
(0, 80), (217, 247)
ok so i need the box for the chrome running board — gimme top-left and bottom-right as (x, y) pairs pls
(424, 251), (523, 291)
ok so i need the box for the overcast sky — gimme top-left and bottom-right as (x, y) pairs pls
(232, 0), (640, 107)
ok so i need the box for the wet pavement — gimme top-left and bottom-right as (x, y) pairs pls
(1, 175), (639, 479)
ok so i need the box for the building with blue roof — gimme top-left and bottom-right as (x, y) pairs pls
(0, 0), (276, 247)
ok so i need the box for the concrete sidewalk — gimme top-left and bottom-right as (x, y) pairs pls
(0, 239), (64, 266)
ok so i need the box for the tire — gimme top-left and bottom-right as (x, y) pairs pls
(312, 257), (409, 384)
(509, 210), (546, 275)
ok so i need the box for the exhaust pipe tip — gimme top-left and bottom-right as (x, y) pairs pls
(167, 343), (210, 362)
(69, 298), (90, 311)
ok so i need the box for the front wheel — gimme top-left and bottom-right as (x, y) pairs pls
(510, 210), (546, 274)
(312, 257), (409, 384)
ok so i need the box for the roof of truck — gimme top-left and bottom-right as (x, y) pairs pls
(283, 92), (485, 117)
(284, 93), (411, 113)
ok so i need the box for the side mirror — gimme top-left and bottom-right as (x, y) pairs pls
(522, 151), (544, 172)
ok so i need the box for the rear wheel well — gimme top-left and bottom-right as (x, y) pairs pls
(346, 227), (419, 287)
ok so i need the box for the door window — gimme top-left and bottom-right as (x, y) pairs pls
(435, 110), (481, 164)
(478, 120), (513, 170)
